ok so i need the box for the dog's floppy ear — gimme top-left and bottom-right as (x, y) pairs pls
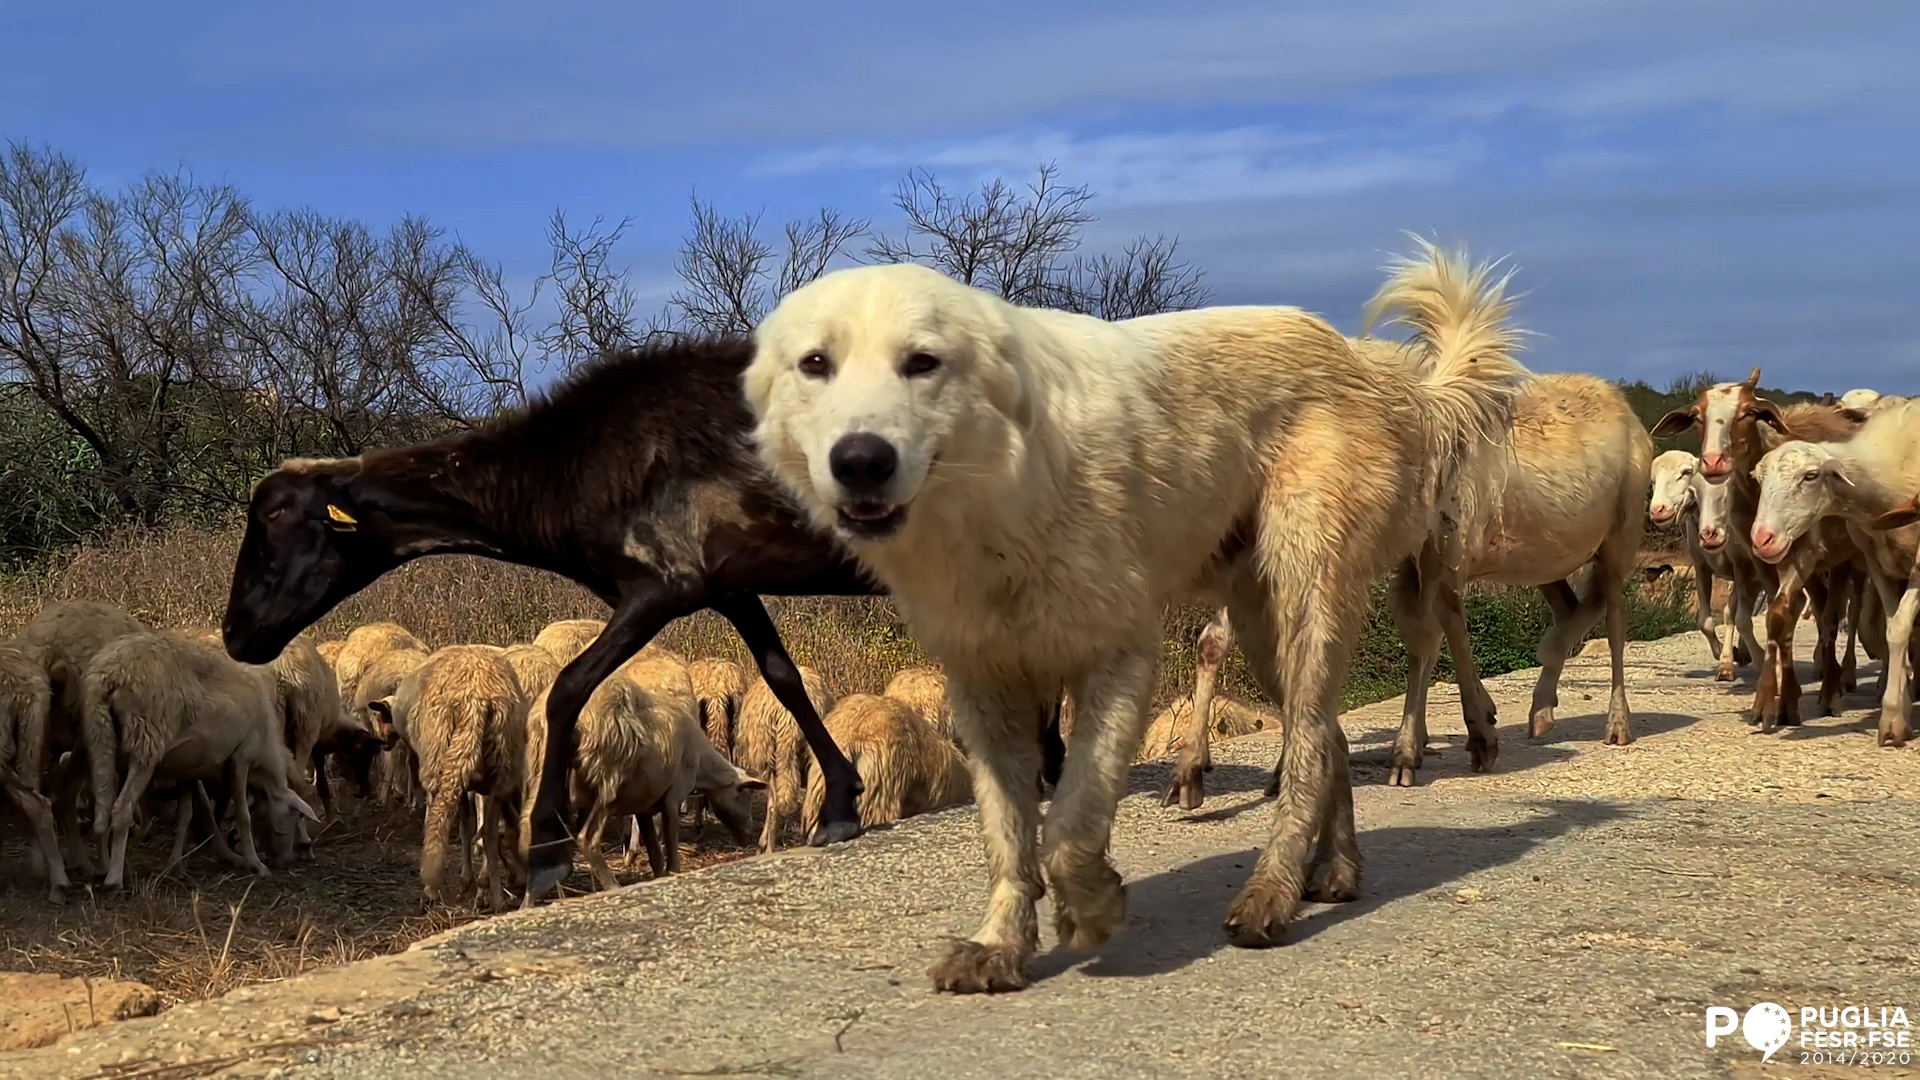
(976, 314), (1036, 431)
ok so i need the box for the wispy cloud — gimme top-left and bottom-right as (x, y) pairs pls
(751, 127), (1483, 207)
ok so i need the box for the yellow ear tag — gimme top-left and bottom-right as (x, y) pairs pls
(326, 504), (358, 531)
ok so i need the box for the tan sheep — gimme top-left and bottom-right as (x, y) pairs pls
(521, 652), (765, 897)
(350, 644), (432, 807)
(1, 641), (65, 902)
(17, 600), (147, 878)
(1137, 695), (1276, 763)
(882, 666), (952, 740)
(801, 694), (970, 836)
(503, 643), (564, 702)
(732, 664), (836, 853)
(315, 639), (345, 669)
(331, 621), (428, 703)
(530, 618), (607, 665)
(365, 645), (528, 911)
(81, 629), (318, 887)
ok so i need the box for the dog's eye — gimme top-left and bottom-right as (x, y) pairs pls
(902, 352), (941, 377)
(797, 353), (831, 378)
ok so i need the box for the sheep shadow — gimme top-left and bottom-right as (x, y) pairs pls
(1033, 797), (1629, 985)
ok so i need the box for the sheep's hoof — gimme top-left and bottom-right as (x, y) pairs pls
(1223, 877), (1299, 949)
(1528, 707), (1557, 739)
(1304, 856), (1361, 903)
(1049, 861), (1126, 951)
(1602, 721), (1634, 747)
(929, 940), (1031, 994)
(46, 885), (68, 906)
(1715, 663), (1735, 682)
(1162, 763), (1207, 810)
(1733, 645), (1753, 666)
(1387, 765), (1419, 787)
(525, 844), (572, 901)
(1879, 721), (1911, 749)
(1467, 732), (1497, 773)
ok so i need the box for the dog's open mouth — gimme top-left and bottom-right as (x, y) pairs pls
(837, 499), (907, 540)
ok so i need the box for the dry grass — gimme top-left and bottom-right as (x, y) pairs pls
(0, 523), (1694, 1010)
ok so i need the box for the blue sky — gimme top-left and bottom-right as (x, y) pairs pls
(4, 0), (1916, 390)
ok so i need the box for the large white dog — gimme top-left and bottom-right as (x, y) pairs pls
(741, 243), (1527, 993)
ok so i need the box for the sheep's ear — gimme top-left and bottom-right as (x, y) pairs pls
(1873, 496), (1920, 531)
(1650, 408), (1697, 438)
(1820, 458), (1856, 488)
(1748, 397), (1788, 433)
(284, 790), (321, 822)
(735, 772), (769, 791)
(1839, 407), (1870, 424)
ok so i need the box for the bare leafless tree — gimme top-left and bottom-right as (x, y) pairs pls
(535, 210), (641, 373)
(866, 163), (1208, 316)
(665, 196), (869, 335)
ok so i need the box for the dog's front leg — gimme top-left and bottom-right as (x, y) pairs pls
(928, 672), (1046, 994)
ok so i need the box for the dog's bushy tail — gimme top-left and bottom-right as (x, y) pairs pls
(1361, 234), (1533, 563)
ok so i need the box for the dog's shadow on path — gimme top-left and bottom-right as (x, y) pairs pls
(1031, 797), (1628, 985)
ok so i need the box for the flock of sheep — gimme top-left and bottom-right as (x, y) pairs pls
(3, 239), (1917, 1000)
(0, 598), (1284, 913)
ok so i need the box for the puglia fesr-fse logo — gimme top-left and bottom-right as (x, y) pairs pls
(1705, 1002), (1912, 1065)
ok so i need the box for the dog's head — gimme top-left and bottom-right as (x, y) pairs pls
(742, 262), (1033, 544)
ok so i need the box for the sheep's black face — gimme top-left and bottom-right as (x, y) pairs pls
(224, 465), (391, 664)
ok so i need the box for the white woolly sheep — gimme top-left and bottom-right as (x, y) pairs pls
(365, 644), (529, 910)
(682, 656), (748, 837)
(530, 618), (607, 665)
(801, 694), (969, 836)
(315, 639), (345, 669)
(81, 629), (318, 887)
(1138, 693), (1276, 763)
(1649, 449), (1764, 681)
(350, 644), (433, 808)
(17, 600), (147, 878)
(1839, 388), (1882, 412)
(503, 643), (564, 702)
(1, 640), (65, 902)
(732, 664), (836, 853)
(882, 666), (953, 741)
(1750, 398), (1920, 746)
(331, 621), (429, 704)
(521, 652), (766, 896)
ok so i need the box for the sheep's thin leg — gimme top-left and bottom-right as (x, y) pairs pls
(457, 793), (478, 900)
(168, 794), (193, 868)
(1601, 566), (1634, 745)
(712, 593), (864, 849)
(228, 758), (269, 877)
(1873, 566), (1918, 748)
(1841, 575), (1861, 694)
(192, 781), (245, 867)
(420, 787), (462, 904)
(1387, 553), (1444, 786)
(50, 757), (99, 878)
(1759, 559), (1811, 732)
(927, 674), (1046, 994)
(661, 797), (684, 875)
(1438, 584), (1499, 772)
(1729, 564), (1763, 672)
(1691, 557), (1725, 667)
(101, 758), (158, 889)
(1164, 606), (1230, 810)
(624, 814), (645, 870)
(636, 811), (665, 878)
(1811, 572), (1846, 716)
(481, 791), (506, 912)
(1528, 578), (1607, 739)
(5, 784), (70, 902)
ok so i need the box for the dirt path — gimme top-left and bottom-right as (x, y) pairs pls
(5, 630), (1917, 1079)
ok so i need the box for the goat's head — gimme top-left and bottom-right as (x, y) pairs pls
(1649, 367), (1784, 480)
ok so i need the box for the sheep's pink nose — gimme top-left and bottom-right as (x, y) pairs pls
(1699, 525), (1724, 548)
(1752, 526), (1779, 552)
(1701, 452), (1729, 475)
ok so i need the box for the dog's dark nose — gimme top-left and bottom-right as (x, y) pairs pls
(829, 433), (898, 494)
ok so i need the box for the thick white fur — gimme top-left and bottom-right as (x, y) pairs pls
(1750, 399), (1920, 744)
(742, 251), (1526, 989)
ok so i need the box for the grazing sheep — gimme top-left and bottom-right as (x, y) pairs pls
(1839, 388), (1882, 412)
(1654, 374), (1874, 724)
(682, 656), (748, 836)
(503, 643), (565, 701)
(17, 600), (147, 877)
(733, 664), (837, 853)
(741, 238), (1524, 991)
(81, 629), (318, 887)
(351, 645), (433, 807)
(531, 618), (607, 665)
(522, 652), (766, 896)
(330, 622), (429, 704)
(1649, 449), (1764, 680)
(1750, 399), (1920, 745)
(1, 641), (65, 902)
(883, 666), (953, 741)
(801, 694), (971, 836)
(1870, 492), (1920, 740)
(1139, 693), (1274, 764)
(365, 645), (528, 910)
